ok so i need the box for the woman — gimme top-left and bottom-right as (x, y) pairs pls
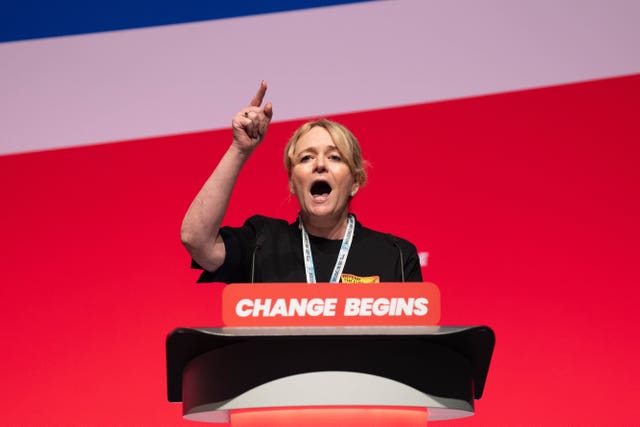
(181, 82), (422, 283)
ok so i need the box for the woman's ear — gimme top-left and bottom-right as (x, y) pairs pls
(350, 183), (360, 197)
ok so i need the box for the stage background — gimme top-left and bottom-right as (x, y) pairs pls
(2, 1), (639, 425)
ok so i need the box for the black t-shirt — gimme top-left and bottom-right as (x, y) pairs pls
(193, 215), (422, 283)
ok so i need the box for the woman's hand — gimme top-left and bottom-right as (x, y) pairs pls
(231, 81), (273, 155)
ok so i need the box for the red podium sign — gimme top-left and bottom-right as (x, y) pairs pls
(222, 283), (440, 327)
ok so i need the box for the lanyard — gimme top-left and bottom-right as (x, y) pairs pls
(300, 214), (355, 283)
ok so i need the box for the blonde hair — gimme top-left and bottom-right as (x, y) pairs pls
(284, 118), (367, 186)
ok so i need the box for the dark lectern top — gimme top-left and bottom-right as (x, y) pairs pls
(166, 325), (494, 403)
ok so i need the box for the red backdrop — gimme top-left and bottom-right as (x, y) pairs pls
(2, 74), (639, 424)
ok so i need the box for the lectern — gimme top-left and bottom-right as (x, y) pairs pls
(166, 284), (495, 424)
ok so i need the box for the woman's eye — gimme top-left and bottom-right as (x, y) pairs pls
(329, 154), (342, 161)
(300, 155), (312, 162)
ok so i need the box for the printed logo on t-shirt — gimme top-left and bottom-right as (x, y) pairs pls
(340, 274), (380, 283)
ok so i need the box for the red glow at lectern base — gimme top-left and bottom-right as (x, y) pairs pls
(229, 406), (429, 427)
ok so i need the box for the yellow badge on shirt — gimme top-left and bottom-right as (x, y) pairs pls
(340, 274), (380, 283)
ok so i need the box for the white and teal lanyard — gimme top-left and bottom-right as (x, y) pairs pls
(300, 214), (355, 283)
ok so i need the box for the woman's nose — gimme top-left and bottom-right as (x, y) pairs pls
(314, 156), (327, 172)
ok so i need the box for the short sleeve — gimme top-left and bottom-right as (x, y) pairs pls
(191, 219), (260, 283)
(190, 215), (289, 283)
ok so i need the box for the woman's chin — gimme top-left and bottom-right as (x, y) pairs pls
(301, 205), (348, 221)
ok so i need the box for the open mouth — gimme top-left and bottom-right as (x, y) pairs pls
(310, 181), (332, 197)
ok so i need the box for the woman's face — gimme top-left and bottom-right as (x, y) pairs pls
(289, 126), (359, 221)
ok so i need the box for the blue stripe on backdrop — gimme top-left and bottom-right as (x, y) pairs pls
(1, 0), (374, 43)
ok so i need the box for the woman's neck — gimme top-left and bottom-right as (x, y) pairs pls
(300, 212), (349, 240)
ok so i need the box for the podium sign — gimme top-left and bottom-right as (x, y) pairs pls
(222, 282), (441, 327)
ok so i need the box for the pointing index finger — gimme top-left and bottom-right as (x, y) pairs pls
(249, 80), (267, 107)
